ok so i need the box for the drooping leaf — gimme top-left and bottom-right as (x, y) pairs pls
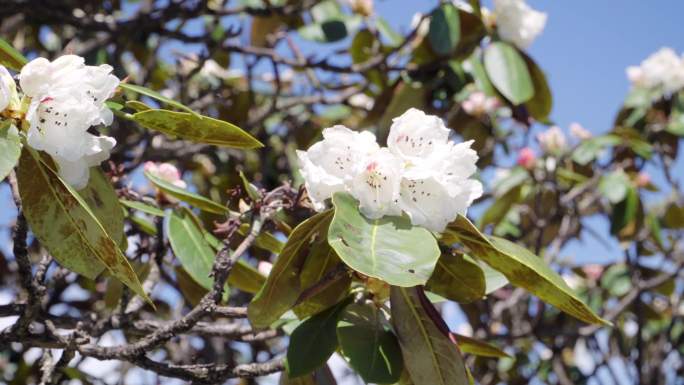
(80, 169), (126, 248)
(425, 252), (485, 303)
(428, 3), (461, 56)
(390, 287), (469, 385)
(133, 109), (263, 148)
(0, 122), (21, 182)
(452, 333), (509, 358)
(481, 262), (509, 294)
(145, 171), (228, 214)
(120, 199), (164, 217)
(483, 42), (534, 104)
(337, 303), (403, 383)
(0, 37), (28, 70)
(572, 135), (620, 165)
(523, 54), (553, 121)
(444, 215), (609, 325)
(328, 192), (441, 287)
(119, 83), (194, 113)
(17, 149), (150, 303)
(293, 245), (352, 319)
(249, 210), (334, 329)
(376, 17), (403, 46)
(286, 298), (351, 378)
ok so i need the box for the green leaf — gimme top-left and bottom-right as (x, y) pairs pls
(0, 37), (28, 71)
(133, 109), (263, 149)
(483, 42), (534, 104)
(120, 199), (164, 217)
(80, 169), (126, 248)
(293, 245), (352, 319)
(279, 365), (338, 385)
(453, 334), (509, 358)
(144, 171), (228, 214)
(466, 49), (496, 96)
(444, 215), (609, 325)
(337, 303), (403, 383)
(599, 170), (631, 204)
(17, 149), (150, 304)
(238, 223), (284, 254)
(390, 287), (469, 385)
(298, 17), (362, 43)
(610, 186), (639, 235)
(239, 170), (261, 201)
(0, 122), (21, 182)
(481, 262), (509, 294)
(249, 210), (333, 329)
(119, 83), (194, 113)
(479, 185), (523, 227)
(124, 100), (152, 112)
(425, 252), (485, 303)
(523, 54), (553, 121)
(572, 135), (620, 165)
(167, 209), (264, 294)
(165, 209), (217, 291)
(428, 3), (461, 56)
(328, 192), (441, 287)
(286, 298), (350, 378)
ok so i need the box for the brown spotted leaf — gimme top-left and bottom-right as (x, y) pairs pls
(17, 149), (150, 304)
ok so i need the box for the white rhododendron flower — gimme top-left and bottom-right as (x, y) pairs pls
(493, 0), (547, 49)
(350, 148), (402, 219)
(144, 162), (187, 189)
(297, 108), (482, 232)
(626, 47), (684, 93)
(0, 65), (16, 113)
(296, 125), (379, 211)
(537, 125), (567, 154)
(19, 55), (120, 189)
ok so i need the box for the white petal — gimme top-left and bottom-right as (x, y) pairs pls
(350, 148), (402, 219)
(0, 65), (12, 112)
(398, 177), (458, 232)
(297, 150), (345, 211)
(54, 156), (91, 190)
(493, 0), (547, 49)
(387, 108), (450, 161)
(297, 125), (380, 210)
(19, 57), (52, 97)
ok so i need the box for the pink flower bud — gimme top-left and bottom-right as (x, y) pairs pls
(517, 147), (536, 169)
(569, 122), (592, 140)
(635, 172), (651, 188)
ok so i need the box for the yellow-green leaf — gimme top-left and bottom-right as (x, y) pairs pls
(0, 37), (27, 71)
(249, 210), (333, 329)
(0, 121), (21, 182)
(17, 149), (150, 304)
(145, 171), (228, 214)
(390, 287), (469, 385)
(453, 333), (509, 358)
(133, 109), (263, 148)
(425, 252), (485, 303)
(445, 215), (609, 325)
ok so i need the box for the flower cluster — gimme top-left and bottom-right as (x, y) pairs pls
(492, 0), (547, 49)
(4, 55), (121, 189)
(297, 108), (483, 232)
(626, 47), (684, 94)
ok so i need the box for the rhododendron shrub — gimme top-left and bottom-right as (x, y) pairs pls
(0, 1), (683, 385)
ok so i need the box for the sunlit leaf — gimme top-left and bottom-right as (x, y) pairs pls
(445, 215), (609, 325)
(328, 192), (441, 287)
(484, 42), (534, 104)
(0, 121), (21, 182)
